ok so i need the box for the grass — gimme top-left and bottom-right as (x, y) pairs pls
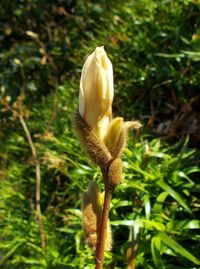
(0, 0), (200, 268)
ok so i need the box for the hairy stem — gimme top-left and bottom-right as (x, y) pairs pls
(95, 187), (112, 269)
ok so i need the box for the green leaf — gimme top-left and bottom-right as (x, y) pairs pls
(117, 182), (148, 193)
(0, 240), (26, 266)
(111, 219), (165, 231)
(156, 180), (191, 213)
(151, 236), (165, 269)
(143, 194), (151, 220)
(153, 191), (168, 214)
(167, 220), (200, 231)
(159, 232), (200, 265)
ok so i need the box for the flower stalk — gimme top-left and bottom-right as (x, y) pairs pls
(95, 187), (112, 269)
(75, 47), (141, 268)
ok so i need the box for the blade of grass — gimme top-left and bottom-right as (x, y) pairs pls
(151, 236), (165, 269)
(159, 232), (200, 265)
(156, 180), (191, 213)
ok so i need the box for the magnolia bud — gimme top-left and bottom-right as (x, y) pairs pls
(108, 158), (123, 190)
(82, 181), (112, 251)
(79, 47), (114, 141)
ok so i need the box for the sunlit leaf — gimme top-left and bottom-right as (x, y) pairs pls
(159, 232), (200, 265)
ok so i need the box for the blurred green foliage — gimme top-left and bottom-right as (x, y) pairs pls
(0, 0), (200, 268)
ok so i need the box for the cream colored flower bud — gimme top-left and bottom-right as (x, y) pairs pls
(79, 47), (114, 140)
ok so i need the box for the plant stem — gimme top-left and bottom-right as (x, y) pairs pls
(95, 187), (112, 269)
(19, 114), (45, 251)
(127, 240), (138, 269)
(1, 84), (46, 251)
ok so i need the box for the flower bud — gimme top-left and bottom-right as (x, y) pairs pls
(79, 47), (114, 141)
(108, 158), (123, 190)
(82, 181), (112, 251)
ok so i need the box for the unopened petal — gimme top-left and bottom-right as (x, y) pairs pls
(96, 115), (110, 141)
(78, 47), (114, 140)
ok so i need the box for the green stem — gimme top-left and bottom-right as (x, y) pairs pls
(95, 187), (112, 269)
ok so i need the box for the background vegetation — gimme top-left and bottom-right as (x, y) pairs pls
(0, 0), (200, 268)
